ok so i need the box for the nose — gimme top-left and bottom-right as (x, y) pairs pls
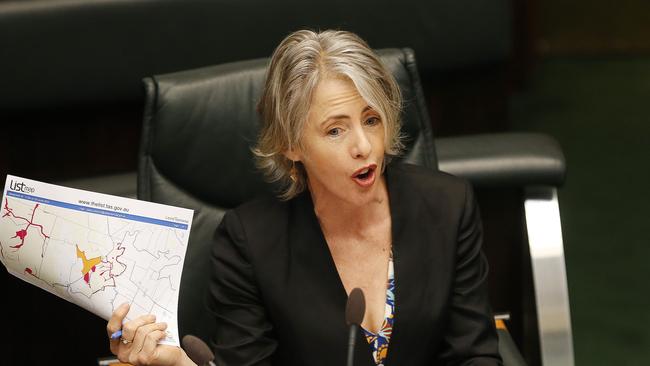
(350, 127), (372, 159)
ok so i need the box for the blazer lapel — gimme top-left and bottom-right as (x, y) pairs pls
(289, 191), (376, 366)
(290, 191), (347, 303)
(382, 163), (436, 366)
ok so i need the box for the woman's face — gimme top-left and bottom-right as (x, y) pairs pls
(286, 76), (386, 207)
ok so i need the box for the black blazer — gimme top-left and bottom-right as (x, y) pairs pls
(207, 163), (502, 366)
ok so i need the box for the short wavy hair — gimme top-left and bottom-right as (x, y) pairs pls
(253, 29), (403, 200)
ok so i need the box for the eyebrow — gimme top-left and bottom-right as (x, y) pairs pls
(320, 106), (374, 126)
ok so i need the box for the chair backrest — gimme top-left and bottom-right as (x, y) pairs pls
(139, 48), (437, 342)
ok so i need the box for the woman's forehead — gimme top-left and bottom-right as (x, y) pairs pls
(310, 77), (368, 115)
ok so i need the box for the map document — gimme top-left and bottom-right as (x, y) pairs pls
(0, 175), (193, 346)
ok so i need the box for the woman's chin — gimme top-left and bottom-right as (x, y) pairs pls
(348, 176), (386, 205)
(310, 171), (385, 209)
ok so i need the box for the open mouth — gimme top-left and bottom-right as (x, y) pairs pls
(352, 164), (377, 187)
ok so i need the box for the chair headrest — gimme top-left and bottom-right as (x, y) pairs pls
(139, 48), (437, 209)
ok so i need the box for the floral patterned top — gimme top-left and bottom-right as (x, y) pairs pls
(361, 254), (395, 366)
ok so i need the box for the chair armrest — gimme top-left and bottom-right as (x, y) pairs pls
(497, 328), (528, 366)
(435, 133), (566, 187)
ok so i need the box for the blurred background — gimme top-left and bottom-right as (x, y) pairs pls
(0, 0), (648, 365)
(512, 1), (650, 365)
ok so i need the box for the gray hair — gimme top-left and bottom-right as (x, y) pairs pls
(253, 29), (403, 200)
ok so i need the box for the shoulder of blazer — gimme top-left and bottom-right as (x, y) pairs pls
(386, 162), (473, 232)
(388, 162), (469, 202)
(230, 193), (290, 230)
(222, 194), (295, 258)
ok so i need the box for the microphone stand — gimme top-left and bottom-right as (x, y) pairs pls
(345, 288), (366, 366)
(346, 323), (359, 366)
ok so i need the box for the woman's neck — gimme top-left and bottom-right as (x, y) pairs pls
(309, 176), (390, 237)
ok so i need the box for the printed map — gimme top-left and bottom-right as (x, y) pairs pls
(0, 176), (193, 346)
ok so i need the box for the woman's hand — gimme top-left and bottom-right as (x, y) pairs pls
(107, 303), (195, 366)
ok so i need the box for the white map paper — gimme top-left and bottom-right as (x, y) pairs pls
(0, 175), (193, 346)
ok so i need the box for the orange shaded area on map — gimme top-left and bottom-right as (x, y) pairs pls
(76, 245), (102, 285)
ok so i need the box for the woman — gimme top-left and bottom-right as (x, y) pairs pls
(106, 29), (502, 366)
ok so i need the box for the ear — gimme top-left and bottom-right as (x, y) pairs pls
(283, 148), (302, 162)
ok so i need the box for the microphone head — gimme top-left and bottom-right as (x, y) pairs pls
(345, 287), (366, 326)
(182, 334), (215, 366)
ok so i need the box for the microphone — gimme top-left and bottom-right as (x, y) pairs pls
(345, 288), (366, 366)
(182, 334), (217, 366)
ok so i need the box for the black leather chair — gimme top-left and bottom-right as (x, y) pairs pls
(139, 49), (571, 366)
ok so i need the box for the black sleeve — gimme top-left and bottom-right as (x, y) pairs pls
(437, 181), (503, 366)
(207, 210), (277, 366)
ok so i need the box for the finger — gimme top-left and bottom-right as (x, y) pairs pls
(140, 328), (169, 362)
(107, 303), (130, 355)
(130, 321), (168, 356)
(107, 302), (130, 336)
(129, 327), (167, 365)
(121, 314), (157, 344)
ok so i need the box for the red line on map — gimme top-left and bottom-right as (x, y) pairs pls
(24, 267), (39, 279)
(3, 198), (50, 249)
(100, 241), (127, 278)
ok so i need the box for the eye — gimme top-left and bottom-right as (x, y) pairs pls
(365, 116), (380, 126)
(327, 127), (342, 136)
